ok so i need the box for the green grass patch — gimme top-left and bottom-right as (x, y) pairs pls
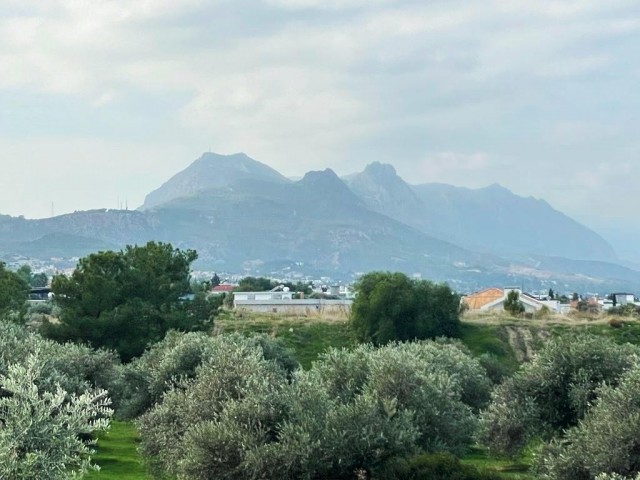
(459, 322), (519, 371)
(216, 314), (356, 369)
(462, 447), (534, 479)
(84, 421), (148, 480)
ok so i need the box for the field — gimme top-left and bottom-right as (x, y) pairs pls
(85, 309), (640, 479)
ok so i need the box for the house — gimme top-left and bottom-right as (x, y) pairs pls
(611, 293), (636, 307)
(210, 284), (236, 295)
(462, 288), (504, 310)
(28, 287), (52, 302)
(233, 286), (294, 302)
(464, 287), (561, 314)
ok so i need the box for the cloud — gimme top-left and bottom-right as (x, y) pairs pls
(0, 0), (638, 226)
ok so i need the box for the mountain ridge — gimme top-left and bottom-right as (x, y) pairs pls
(0, 152), (632, 292)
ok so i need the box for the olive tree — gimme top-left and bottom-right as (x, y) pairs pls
(0, 355), (112, 479)
(116, 331), (298, 419)
(137, 337), (487, 479)
(534, 363), (640, 479)
(478, 334), (638, 457)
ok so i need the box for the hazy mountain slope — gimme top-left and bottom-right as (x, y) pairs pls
(0, 154), (635, 291)
(149, 168), (480, 278)
(0, 210), (159, 259)
(343, 162), (425, 224)
(411, 183), (616, 261)
(141, 152), (290, 210)
(343, 163), (615, 262)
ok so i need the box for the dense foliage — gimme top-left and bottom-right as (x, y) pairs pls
(43, 241), (217, 360)
(16, 264), (48, 287)
(0, 261), (29, 319)
(0, 321), (115, 479)
(350, 271), (461, 345)
(137, 338), (488, 479)
(115, 330), (298, 419)
(535, 363), (640, 479)
(236, 276), (313, 294)
(503, 290), (525, 315)
(478, 334), (638, 457)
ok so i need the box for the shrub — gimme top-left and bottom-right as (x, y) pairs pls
(478, 352), (513, 385)
(609, 317), (625, 328)
(0, 354), (112, 479)
(534, 363), (640, 479)
(478, 334), (638, 457)
(116, 331), (298, 419)
(0, 320), (121, 397)
(137, 338), (487, 479)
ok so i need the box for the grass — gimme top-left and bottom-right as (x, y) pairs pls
(215, 310), (356, 368)
(84, 421), (148, 480)
(459, 323), (518, 365)
(462, 447), (534, 479)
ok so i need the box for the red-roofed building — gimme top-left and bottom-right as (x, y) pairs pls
(211, 284), (235, 294)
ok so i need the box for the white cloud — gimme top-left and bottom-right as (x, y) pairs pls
(0, 0), (638, 224)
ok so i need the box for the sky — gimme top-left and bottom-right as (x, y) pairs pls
(0, 0), (638, 254)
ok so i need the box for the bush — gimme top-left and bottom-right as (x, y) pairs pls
(609, 317), (625, 328)
(534, 363), (640, 479)
(0, 320), (121, 398)
(137, 338), (487, 479)
(350, 272), (461, 345)
(478, 352), (514, 385)
(0, 353), (112, 479)
(608, 304), (640, 317)
(478, 334), (638, 457)
(116, 331), (298, 419)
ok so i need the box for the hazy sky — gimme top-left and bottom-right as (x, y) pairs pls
(1, 1), (638, 239)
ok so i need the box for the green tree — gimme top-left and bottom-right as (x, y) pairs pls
(236, 276), (275, 292)
(478, 335), (638, 457)
(350, 272), (461, 345)
(535, 362), (640, 479)
(211, 273), (221, 287)
(0, 354), (112, 479)
(16, 264), (33, 285)
(31, 272), (48, 287)
(137, 338), (483, 479)
(43, 242), (208, 361)
(0, 262), (29, 319)
(503, 290), (525, 316)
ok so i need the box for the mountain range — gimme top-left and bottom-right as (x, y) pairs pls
(1, 152), (637, 292)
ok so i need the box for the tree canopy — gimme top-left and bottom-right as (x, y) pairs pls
(350, 272), (461, 345)
(0, 262), (29, 319)
(236, 276), (312, 295)
(16, 264), (48, 288)
(503, 290), (524, 316)
(478, 334), (638, 457)
(43, 241), (213, 361)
